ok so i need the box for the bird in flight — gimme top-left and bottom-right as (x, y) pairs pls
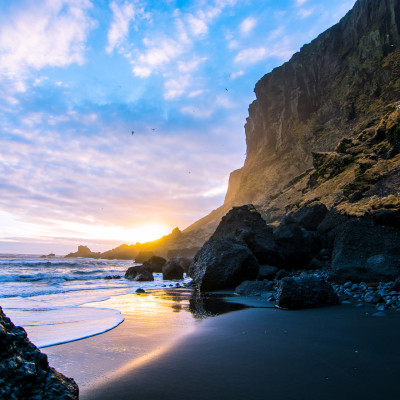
(151, 128), (156, 131)
(131, 131), (134, 135)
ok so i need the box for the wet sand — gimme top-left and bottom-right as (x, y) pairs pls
(46, 290), (400, 400)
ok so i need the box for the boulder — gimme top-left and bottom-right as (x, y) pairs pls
(142, 256), (167, 273)
(210, 204), (280, 265)
(170, 257), (192, 272)
(0, 307), (79, 399)
(234, 280), (273, 296)
(257, 265), (278, 281)
(124, 265), (154, 281)
(291, 202), (329, 231)
(162, 261), (184, 280)
(330, 218), (400, 283)
(364, 292), (383, 304)
(274, 216), (321, 268)
(277, 276), (339, 310)
(134, 251), (155, 264)
(372, 209), (400, 230)
(189, 238), (259, 291)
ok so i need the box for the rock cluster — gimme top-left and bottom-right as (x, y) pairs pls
(0, 307), (78, 400)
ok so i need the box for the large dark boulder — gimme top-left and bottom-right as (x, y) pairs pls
(330, 218), (400, 283)
(134, 251), (155, 264)
(291, 202), (329, 231)
(274, 216), (321, 268)
(0, 307), (79, 399)
(210, 204), (279, 265)
(162, 261), (184, 280)
(189, 238), (259, 291)
(124, 265), (154, 281)
(142, 256), (167, 273)
(277, 276), (339, 310)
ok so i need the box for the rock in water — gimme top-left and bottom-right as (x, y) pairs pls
(142, 256), (167, 273)
(189, 238), (259, 291)
(0, 307), (79, 400)
(162, 261), (184, 280)
(124, 265), (154, 281)
(277, 276), (339, 310)
(210, 204), (279, 265)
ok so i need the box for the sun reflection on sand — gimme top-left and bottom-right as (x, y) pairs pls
(46, 290), (198, 391)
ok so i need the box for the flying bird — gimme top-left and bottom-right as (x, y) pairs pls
(131, 131), (134, 135)
(151, 128), (156, 131)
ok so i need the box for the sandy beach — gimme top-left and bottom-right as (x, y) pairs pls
(43, 289), (400, 400)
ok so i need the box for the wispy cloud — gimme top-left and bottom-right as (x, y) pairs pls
(106, 1), (136, 54)
(298, 8), (315, 18)
(240, 17), (257, 35)
(0, 0), (95, 78)
(234, 47), (267, 64)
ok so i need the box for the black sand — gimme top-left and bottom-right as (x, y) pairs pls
(46, 291), (400, 400)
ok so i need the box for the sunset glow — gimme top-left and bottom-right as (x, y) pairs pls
(0, 0), (355, 254)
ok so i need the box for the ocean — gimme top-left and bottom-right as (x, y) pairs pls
(0, 254), (190, 348)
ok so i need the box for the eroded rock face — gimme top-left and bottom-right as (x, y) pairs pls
(124, 265), (154, 281)
(210, 204), (279, 265)
(162, 261), (184, 280)
(0, 307), (79, 400)
(330, 219), (400, 283)
(277, 276), (339, 310)
(226, 0), (400, 206)
(189, 238), (259, 291)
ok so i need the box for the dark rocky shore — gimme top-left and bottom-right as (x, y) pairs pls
(2, 0), (400, 397)
(0, 307), (78, 400)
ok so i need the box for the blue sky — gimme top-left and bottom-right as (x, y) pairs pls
(0, 0), (355, 254)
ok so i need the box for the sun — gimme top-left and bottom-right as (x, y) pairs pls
(60, 221), (172, 245)
(126, 223), (171, 243)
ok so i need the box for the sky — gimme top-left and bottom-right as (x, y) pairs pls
(0, 0), (356, 254)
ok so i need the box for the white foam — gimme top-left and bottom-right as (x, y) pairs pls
(4, 306), (124, 348)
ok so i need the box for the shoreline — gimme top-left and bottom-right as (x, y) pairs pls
(43, 289), (400, 400)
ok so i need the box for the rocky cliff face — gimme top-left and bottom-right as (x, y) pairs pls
(229, 0), (400, 208)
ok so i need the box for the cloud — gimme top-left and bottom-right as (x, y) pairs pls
(164, 76), (190, 99)
(106, 1), (136, 54)
(240, 17), (257, 35)
(295, 0), (308, 5)
(298, 8), (314, 18)
(0, 0), (95, 78)
(185, 14), (208, 37)
(234, 47), (267, 64)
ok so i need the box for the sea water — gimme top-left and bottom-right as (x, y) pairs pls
(0, 254), (190, 348)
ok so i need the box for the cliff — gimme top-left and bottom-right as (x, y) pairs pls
(68, 0), (400, 258)
(233, 0), (400, 209)
(182, 0), (400, 241)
